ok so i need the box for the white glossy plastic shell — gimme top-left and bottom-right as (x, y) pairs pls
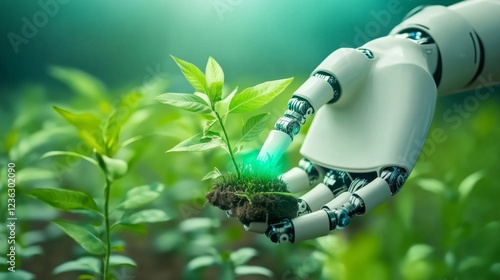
(280, 167), (310, 193)
(390, 5), (479, 94)
(257, 130), (292, 165)
(312, 48), (372, 107)
(354, 178), (391, 213)
(300, 37), (437, 173)
(293, 76), (334, 112)
(322, 191), (351, 210)
(299, 183), (335, 211)
(450, 0), (500, 91)
(291, 210), (331, 242)
(243, 222), (268, 234)
(390, 0), (500, 94)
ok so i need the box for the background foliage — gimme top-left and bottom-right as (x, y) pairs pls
(1, 0), (500, 279)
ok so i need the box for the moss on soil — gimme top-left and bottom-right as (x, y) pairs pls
(206, 169), (298, 225)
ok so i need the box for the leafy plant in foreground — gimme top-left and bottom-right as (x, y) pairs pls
(155, 56), (293, 179)
(28, 92), (170, 279)
(156, 56), (298, 225)
(185, 246), (273, 279)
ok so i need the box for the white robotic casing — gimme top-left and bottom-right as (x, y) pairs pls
(259, 0), (500, 243)
(390, 0), (500, 94)
(300, 37), (437, 173)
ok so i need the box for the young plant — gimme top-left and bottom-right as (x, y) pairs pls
(156, 56), (297, 225)
(185, 246), (273, 279)
(28, 91), (169, 279)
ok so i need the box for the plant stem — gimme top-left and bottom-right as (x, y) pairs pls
(256, 191), (298, 198)
(214, 111), (241, 178)
(103, 178), (112, 280)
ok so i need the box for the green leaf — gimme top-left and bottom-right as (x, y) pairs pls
(110, 240), (126, 252)
(104, 92), (143, 156)
(230, 247), (258, 266)
(18, 246), (42, 258)
(27, 188), (99, 213)
(217, 87), (238, 117)
(205, 57), (224, 102)
(96, 154), (128, 181)
(21, 230), (45, 246)
(41, 151), (98, 167)
(0, 270), (34, 280)
(171, 55), (208, 93)
(167, 133), (226, 153)
(121, 135), (146, 148)
(205, 57), (224, 85)
(458, 256), (483, 273)
(120, 209), (171, 225)
(49, 66), (106, 101)
(10, 126), (66, 161)
(239, 113), (270, 143)
(53, 221), (106, 255)
(201, 130), (221, 141)
(186, 255), (219, 272)
(202, 167), (222, 181)
(416, 178), (447, 195)
(17, 167), (56, 182)
(127, 182), (164, 196)
(155, 93), (212, 114)
(458, 170), (485, 201)
(109, 255), (137, 268)
(222, 86), (238, 101)
(208, 81), (223, 103)
(405, 244), (434, 263)
(180, 218), (220, 233)
(78, 274), (95, 280)
(235, 266), (273, 278)
(0, 270), (35, 280)
(491, 263), (500, 275)
(117, 183), (164, 210)
(53, 257), (100, 275)
(229, 78), (293, 113)
(203, 119), (217, 136)
(53, 106), (105, 154)
(154, 231), (184, 252)
(232, 145), (243, 155)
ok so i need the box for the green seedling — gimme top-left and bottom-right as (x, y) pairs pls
(156, 56), (298, 225)
(28, 90), (169, 280)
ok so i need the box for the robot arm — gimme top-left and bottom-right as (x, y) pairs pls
(257, 48), (372, 166)
(256, 0), (500, 243)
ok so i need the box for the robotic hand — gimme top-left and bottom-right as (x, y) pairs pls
(253, 0), (500, 243)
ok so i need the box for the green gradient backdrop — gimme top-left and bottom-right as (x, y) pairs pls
(2, 0), (460, 90)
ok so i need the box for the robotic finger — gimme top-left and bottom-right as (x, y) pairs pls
(267, 168), (406, 243)
(244, 160), (350, 233)
(296, 169), (350, 216)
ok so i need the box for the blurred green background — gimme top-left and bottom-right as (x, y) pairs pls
(1, 0), (500, 279)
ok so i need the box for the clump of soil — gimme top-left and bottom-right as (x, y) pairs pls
(206, 170), (298, 225)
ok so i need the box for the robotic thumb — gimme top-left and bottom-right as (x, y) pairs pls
(257, 130), (292, 166)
